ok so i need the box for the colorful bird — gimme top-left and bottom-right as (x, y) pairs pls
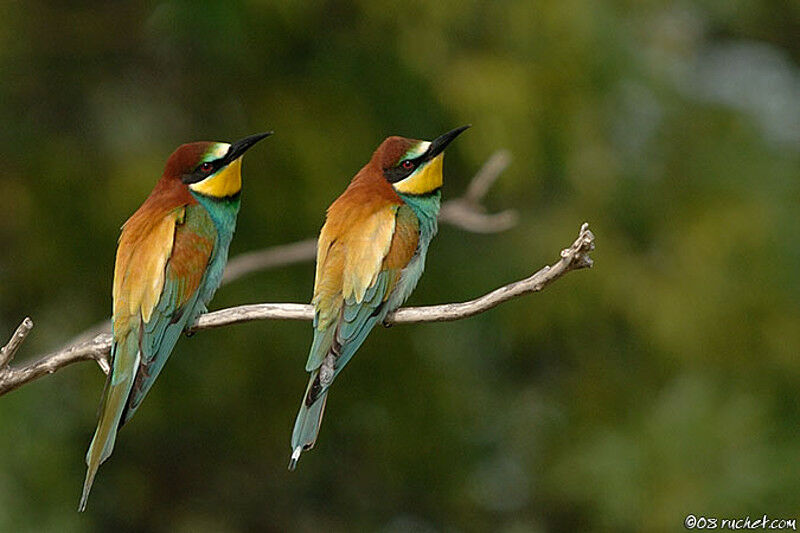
(79, 132), (271, 511)
(289, 125), (470, 469)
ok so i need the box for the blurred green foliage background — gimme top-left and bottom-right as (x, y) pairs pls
(1, 1), (798, 531)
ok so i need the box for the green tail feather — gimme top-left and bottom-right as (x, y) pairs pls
(78, 333), (140, 512)
(289, 371), (328, 471)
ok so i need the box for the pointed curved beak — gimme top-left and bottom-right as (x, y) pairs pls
(424, 125), (470, 161)
(224, 131), (273, 164)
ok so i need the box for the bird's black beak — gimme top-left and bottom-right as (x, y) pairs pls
(224, 131), (273, 163)
(424, 125), (470, 161)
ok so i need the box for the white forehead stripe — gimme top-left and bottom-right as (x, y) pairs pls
(202, 143), (231, 162)
(403, 141), (430, 160)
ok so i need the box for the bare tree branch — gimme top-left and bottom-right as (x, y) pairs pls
(464, 150), (512, 204)
(438, 150), (518, 234)
(438, 155), (518, 233)
(222, 239), (317, 285)
(0, 333), (111, 394)
(0, 223), (594, 396)
(0, 317), (34, 368)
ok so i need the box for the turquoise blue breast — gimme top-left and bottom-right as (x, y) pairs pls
(386, 191), (441, 311)
(190, 193), (241, 307)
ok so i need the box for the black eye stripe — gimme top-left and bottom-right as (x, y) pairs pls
(181, 159), (223, 184)
(383, 155), (424, 183)
(384, 166), (411, 183)
(197, 159), (223, 174)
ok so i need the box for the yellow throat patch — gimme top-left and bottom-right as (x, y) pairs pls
(393, 153), (444, 195)
(189, 157), (242, 198)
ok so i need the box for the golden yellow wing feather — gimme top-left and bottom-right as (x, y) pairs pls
(112, 206), (185, 334)
(313, 204), (398, 330)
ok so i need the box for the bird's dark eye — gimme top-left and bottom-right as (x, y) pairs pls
(200, 162), (214, 173)
(401, 160), (414, 170)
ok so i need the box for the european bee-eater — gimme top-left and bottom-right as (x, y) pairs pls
(79, 132), (271, 511)
(289, 125), (470, 469)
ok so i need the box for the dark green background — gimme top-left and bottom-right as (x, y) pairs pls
(1, 1), (798, 531)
